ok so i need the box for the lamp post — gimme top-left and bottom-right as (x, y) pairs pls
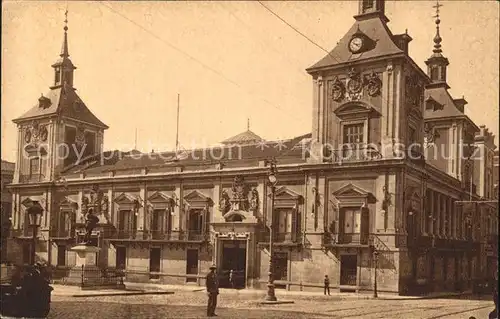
(27, 201), (44, 265)
(373, 250), (379, 298)
(265, 158), (278, 302)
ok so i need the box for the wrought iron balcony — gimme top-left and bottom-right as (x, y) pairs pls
(49, 228), (72, 238)
(113, 229), (208, 242)
(322, 232), (370, 246)
(257, 231), (301, 244)
(19, 174), (45, 183)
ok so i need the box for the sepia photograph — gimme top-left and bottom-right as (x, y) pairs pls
(1, 1), (498, 318)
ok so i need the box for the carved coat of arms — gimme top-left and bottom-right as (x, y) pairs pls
(330, 77), (345, 102)
(364, 72), (382, 97)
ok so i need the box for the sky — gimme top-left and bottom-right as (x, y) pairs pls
(1, 1), (499, 162)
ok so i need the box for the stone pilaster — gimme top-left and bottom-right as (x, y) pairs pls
(173, 182), (182, 231)
(138, 184), (147, 233)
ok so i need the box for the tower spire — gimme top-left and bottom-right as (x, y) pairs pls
(432, 0), (443, 54)
(247, 118), (250, 131)
(425, 0), (449, 87)
(61, 8), (69, 58)
(50, 8), (76, 90)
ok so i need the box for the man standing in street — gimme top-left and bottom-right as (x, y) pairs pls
(324, 275), (330, 296)
(206, 265), (219, 317)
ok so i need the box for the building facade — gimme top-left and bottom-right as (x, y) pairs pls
(1, 160), (15, 262)
(6, 0), (498, 295)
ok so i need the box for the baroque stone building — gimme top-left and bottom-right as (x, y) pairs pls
(7, 0), (498, 295)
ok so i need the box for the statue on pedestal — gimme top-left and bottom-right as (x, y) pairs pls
(83, 209), (99, 245)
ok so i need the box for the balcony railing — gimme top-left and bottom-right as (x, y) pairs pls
(49, 228), (72, 238)
(322, 232), (370, 246)
(257, 231), (300, 243)
(19, 174), (45, 183)
(113, 229), (208, 241)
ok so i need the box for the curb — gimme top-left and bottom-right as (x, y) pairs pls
(70, 291), (175, 298)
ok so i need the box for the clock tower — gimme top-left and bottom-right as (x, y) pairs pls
(355, 0), (388, 22)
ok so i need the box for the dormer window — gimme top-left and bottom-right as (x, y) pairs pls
(38, 95), (52, 109)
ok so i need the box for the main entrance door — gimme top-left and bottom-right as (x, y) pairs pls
(220, 240), (246, 289)
(340, 254), (358, 290)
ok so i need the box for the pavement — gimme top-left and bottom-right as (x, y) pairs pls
(44, 283), (497, 318)
(51, 281), (474, 301)
(47, 291), (496, 319)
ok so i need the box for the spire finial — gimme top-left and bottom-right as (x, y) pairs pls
(432, 0), (443, 53)
(247, 118), (250, 131)
(60, 8), (69, 57)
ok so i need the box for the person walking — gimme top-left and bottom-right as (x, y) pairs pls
(229, 270), (235, 289)
(324, 275), (330, 296)
(206, 265), (219, 317)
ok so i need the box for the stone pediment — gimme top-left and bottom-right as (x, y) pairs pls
(148, 191), (173, 203)
(333, 101), (379, 119)
(270, 187), (303, 208)
(272, 187), (302, 200)
(332, 183), (371, 198)
(60, 196), (78, 211)
(184, 190), (211, 209)
(114, 193), (138, 205)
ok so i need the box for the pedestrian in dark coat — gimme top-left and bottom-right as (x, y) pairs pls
(206, 265), (219, 317)
(324, 275), (330, 296)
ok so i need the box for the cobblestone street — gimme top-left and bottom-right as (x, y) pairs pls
(48, 290), (496, 319)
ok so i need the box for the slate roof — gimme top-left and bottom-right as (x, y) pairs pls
(221, 130), (264, 145)
(307, 16), (403, 72)
(12, 84), (108, 129)
(61, 133), (312, 175)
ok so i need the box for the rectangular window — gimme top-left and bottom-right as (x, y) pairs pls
(186, 249), (198, 283)
(276, 209), (292, 234)
(149, 248), (161, 280)
(341, 209), (361, 234)
(57, 245), (66, 266)
(116, 246), (126, 269)
(151, 209), (164, 232)
(343, 123), (364, 147)
(29, 158), (40, 176)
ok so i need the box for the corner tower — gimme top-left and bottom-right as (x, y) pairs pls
(12, 11), (108, 183)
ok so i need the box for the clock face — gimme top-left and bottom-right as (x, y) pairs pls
(349, 37), (363, 53)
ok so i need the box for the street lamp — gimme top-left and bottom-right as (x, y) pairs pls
(373, 250), (379, 298)
(27, 201), (44, 265)
(265, 158), (278, 302)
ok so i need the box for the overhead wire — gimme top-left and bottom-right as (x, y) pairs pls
(99, 1), (309, 126)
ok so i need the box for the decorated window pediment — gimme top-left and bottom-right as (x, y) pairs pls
(333, 101), (379, 120)
(332, 183), (375, 206)
(184, 190), (211, 209)
(114, 193), (140, 210)
(60, 196), (78, 211)
(270, 187), (303, 208)
(148, 191), (175, 210)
